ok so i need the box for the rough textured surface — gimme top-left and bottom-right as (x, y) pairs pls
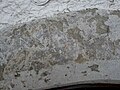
(1, 0), (120, 30)
(0, 8), (120, 89)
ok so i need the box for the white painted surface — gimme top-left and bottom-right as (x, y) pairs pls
(0, 0), (120, 29)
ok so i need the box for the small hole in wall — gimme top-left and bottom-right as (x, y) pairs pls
(65, 74), (67, 76)
(105, 75), (108, 77)
(14, 72), (20, 78)
(67, 66), (70, 69)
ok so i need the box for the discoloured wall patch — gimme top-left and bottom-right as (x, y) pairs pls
(67, 27), (83, 42)
(31, 61), (47, 74)
(110, 10), (120, 18)
(88, 13), (109, 35)
(0, 64), (5, 81)
(79, 8), (98, 15)
(75, 54), (88, 64)
(88, 64), (99, 72)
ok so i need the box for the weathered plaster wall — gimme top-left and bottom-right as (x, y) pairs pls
(0, 8), (120, 90)
(1, 0), (120, 90)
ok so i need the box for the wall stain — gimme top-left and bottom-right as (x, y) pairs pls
(110, 10), (120, 17)
(79, 8), (98, 15)
(88, 13), (109, 35)
(41, 71), (50, 77)
(67, 27), (83, 42)
(31, 61), (48, 74)
(75, 54), (88, 64)
(0, 64), (5, 81)
(45, 19), (63, 32)
(81, 71), (87, 76)
(88, 64), (100, 72)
